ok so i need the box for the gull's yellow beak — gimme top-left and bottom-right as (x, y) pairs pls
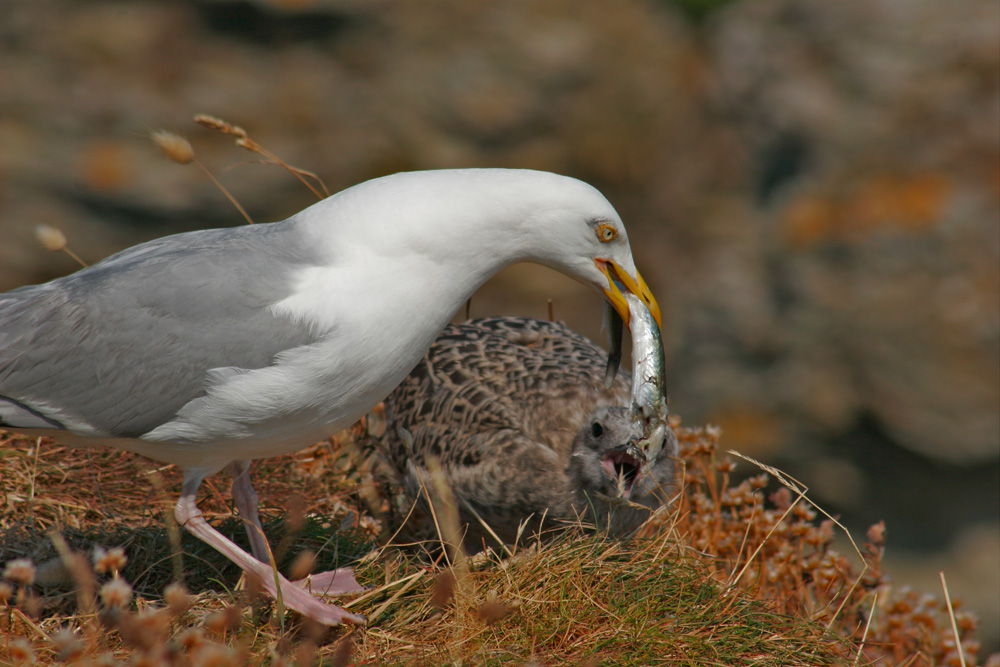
(596, 259), (662, 329)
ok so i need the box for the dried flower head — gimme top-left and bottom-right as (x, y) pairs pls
(331, 636), (353, 667)
(164, 581), (191, 616)
(51, 627), (84, 662)
(359, 514), (382, 534)
(430, 570), (456, 609)
(716, 459), (737, 473)
(0, 581), (14, 604)
(151, 130), (195, 164)
(93, 546), (127, 574)
(192, 642), (240, 667)
(175, 627), (206, 653)
(23, 590), (43, 617)
(204, 604), (242, 635)
(8, 638), (35, 665)
(289, 550), (317, 581)
(119, 607), (171, 651)
(867, 520), (887, 545)
(3, 558), (37, 586)
(477, 599), (513, 625)
(99, 577), (132, 608)
(295, 640), (319, 667)
(34, 224), (67, 251)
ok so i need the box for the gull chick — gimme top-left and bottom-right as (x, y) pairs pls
(380, 317), (678, 551)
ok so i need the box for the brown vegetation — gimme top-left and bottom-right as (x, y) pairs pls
(0, 416), (987, 665)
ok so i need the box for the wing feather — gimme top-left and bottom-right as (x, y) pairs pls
(0, 220), (324, 437)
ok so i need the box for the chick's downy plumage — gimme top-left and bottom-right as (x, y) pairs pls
(379, 317), (678, 551)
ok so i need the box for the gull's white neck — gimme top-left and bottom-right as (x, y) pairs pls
(271, 169), (599, 429)
(291, 169), (563, 326)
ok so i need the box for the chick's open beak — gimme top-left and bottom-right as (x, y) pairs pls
(595, 259), (662, 329)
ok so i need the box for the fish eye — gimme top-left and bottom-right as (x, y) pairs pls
(591, 421), (603, 437)
(596, 222), (617, 243)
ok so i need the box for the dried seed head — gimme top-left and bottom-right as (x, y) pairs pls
(34, 224), (68, 252)
(175, 627), (206, 652)
(119, 607), (170, 650)
(242, 570), (264, 603)
(164, 581), (190, 616)
(93, 546), (127, 574)
(476, 599), (513, 625)
(866, 520), (887, 545)
(8, 638), (35, 665)
(331, 636), (353, 667)
(51, 627), (84, 662)
(151, 130), (195, 164)
(430, 570), (456, 609)
(359, 515), (381, 534)
(268, 651), (290, 667)
(715, 459), (737, 473)
(193, 113), (247, 139)
(85, 652), (117, 667)
(3, 558), (37, 586)
(0, 581), (14, 603)
(204, 604), (242, 635)
(23, 591), (43, 617)
(132, 651), (169, 667)
(295, 640), (318, 667)
(191, 642), (240, 667)
(99, 576), (132, 608)
(289, 550), (317, 581)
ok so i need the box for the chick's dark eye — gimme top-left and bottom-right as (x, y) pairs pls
(591, 421), (603, 438)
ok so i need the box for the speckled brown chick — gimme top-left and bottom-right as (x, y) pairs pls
(379, 317), (678, 552)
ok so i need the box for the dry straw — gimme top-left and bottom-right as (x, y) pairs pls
(193, 113), (329, 200)
(0, 422), (989, 664)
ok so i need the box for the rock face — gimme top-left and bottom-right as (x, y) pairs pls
(696, 0), (1000, 466)
(1, 0), (997, 651)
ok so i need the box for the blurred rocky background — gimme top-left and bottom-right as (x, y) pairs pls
(1, 0), (997, 655)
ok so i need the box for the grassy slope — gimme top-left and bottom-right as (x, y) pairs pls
(0, 420), (985, 666)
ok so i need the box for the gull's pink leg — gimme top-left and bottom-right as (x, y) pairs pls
(229, 461), (366, 596)
(176, 475), (364, 626)
(230, 461), (270, 563)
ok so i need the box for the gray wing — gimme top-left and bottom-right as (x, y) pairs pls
(0, 219), (324, 437)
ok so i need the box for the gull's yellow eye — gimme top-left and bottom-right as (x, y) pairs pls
(597, 223), (617, 243)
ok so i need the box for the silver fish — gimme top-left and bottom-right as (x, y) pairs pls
(624, 290), (668, 465)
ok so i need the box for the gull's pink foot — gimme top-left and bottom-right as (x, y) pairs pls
(293, 567), (366, 595)
(176, 496), (365, 625)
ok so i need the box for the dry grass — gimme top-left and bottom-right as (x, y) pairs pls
(1, 418), (988, 666)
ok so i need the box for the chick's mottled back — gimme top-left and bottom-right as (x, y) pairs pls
(380, 317), (678, 550)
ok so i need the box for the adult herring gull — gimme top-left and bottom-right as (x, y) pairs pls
(0, 168), (661, 625)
